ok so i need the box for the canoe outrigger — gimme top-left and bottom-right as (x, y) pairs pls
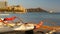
(0, 16), (43, 33)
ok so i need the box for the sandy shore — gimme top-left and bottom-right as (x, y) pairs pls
(0, 26), (60, 34)
(0, 30), (60, 34)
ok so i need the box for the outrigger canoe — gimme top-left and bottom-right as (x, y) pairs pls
(0, 23), (35, 33)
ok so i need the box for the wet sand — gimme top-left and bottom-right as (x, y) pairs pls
(0, 30), (60, 34)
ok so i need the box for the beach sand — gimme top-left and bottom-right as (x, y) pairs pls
(0, 30), (60, 34)
(0, 26), (60, 34)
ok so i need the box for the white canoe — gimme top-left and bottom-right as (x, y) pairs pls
(0, 23), (35, 33)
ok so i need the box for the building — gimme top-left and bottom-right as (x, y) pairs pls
(3, 5), (27, 13)
(13, 5), (27, 13)
(0, 1), (27, 13)
(0, 1), (7, 9)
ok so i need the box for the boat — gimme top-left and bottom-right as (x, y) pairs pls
(0, 14), (9, 16)
(49, 10), (53, 13)
(0, 23), (35, 33)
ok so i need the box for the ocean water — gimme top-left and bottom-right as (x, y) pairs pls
(0, 12), (60, 26)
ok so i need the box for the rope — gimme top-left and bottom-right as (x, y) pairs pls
(16, 17), (24, 23)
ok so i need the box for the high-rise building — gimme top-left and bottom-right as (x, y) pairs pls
(0, 1), (7, 9)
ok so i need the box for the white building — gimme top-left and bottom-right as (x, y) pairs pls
(0, 1), (7, 9)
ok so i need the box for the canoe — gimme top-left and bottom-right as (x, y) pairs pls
(0, 23), (34, 33)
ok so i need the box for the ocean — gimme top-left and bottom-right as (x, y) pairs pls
(0, 12), (60, 26)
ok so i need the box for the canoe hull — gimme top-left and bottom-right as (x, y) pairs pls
(0, 23), (34, 33)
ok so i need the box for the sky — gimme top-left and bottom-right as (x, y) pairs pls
(0, 0), (60, 12)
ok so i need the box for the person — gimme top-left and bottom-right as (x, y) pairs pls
(0, 18), (4, 26)
(3, 16), (16, 24)
(3, 16), (16, 21)
(2, 16), (17, 26)
(0, 18), (9, 26)
(25, 21), (43, 34)
(0, 18), (3, 22)
(34, 21), (43, 29)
